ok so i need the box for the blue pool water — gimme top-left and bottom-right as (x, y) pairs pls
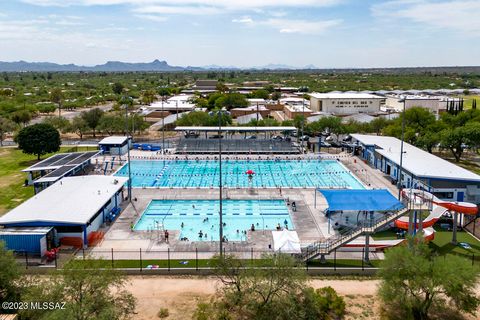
(116, 160), (364, 189)
(134, 199), (294, 242)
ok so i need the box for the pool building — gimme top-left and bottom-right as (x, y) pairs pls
(351, 134), (480, 203)
(0, 175), (128, 251)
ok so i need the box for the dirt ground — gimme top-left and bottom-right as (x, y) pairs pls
(125, 276), (480, 320)
(126, 276), (383, 320)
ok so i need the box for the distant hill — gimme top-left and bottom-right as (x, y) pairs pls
(0, 59), (184, 72)
(0, 59), (479, 73)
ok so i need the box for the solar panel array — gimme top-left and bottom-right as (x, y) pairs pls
(27, 151), (99, 170)
(27, 151), (100, 185)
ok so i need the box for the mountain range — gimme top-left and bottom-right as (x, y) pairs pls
(0, 59), (316, 72)
(0, 60), (479, 74)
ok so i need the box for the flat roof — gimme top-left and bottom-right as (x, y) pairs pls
(318, 189), (404, 211)
(351, 134), (480, 182)
(23, 151), (99, 172)
(99, 136), (128, 145)
(0, 175), (128, 226)
(175, 126), (297, 132)
(310, 93), (384, 99)
(0, 227), (52, 235)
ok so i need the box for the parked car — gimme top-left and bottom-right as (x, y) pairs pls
(209, 134), (224, 139)
(184, 131), (199, 138)
(319, 141), (331, 148)
(271, 135), (283, 141)
(299, 135), (310, 142)
(245, 135), (257, 140)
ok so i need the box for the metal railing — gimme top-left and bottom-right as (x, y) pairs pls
(300, 205), (410, 261)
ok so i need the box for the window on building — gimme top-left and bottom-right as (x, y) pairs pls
(433, 192), (454, 199)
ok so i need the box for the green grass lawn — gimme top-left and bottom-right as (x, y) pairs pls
(0, 146), (96, 215)
(371, 229), (399, 241)
(458, 95), (480, 110)
(429, 227), (480, 258)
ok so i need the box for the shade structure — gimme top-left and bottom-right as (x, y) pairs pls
(318, 189), (404, 211)
(272, 230), (301, 253)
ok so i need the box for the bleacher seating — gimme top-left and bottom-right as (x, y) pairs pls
(176, 139), (299, 154)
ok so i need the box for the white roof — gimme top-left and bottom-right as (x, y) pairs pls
(99, 136), (128, 145)
(310, 92), (384, 99)
(236, 113), (263, 125)
(0, 176), (128, 225)
(351, 134), (480, 182)
(342, 113), (376, 123)
(175, 126), (297, 132)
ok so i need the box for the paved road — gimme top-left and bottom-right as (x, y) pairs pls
(29, 103), (113, 125)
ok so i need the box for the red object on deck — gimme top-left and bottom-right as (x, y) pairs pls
(60, 237), (83, 248)
(88, 231), (105, 246)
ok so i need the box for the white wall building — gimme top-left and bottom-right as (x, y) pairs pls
(309, 93), (384, 115)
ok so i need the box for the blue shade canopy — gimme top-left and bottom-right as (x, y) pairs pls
(318, 189), (404, 211)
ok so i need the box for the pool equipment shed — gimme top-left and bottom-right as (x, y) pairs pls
(99, 136), (131, 155)
(0, 227), (54, 256)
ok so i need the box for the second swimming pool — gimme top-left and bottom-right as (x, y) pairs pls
(134, 199), (294, 242)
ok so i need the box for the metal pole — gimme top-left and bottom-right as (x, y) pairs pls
(111, 248), (114, 268)
(301, 99), (305, 153)
(398, 98), (406, 200)
(140, 248), (142, 272)
(162, 98), (165, 151)
(125, 100), (132, 202)
(168, 247), (170, 271)
(219, 111), (223, 257)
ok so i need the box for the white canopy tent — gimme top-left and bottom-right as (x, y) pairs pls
(272, 229), (301, 253)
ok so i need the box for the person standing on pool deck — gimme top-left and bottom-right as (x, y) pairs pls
(164, 230), (169, 243)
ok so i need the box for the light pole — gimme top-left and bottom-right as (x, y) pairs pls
(123, 96), (133, 202)
(209, 109), (227, 256)
(397, 97), (406, 200)
(301, 99), (305, 153)
(161, 98), (165, 150)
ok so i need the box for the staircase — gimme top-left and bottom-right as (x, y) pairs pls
(300, 207), (410, 261)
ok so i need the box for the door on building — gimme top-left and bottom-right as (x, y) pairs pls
(386, 164), (391, 175)
(457, 192), (464, 202)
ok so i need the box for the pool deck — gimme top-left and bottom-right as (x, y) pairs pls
(86, 151), (400, 261)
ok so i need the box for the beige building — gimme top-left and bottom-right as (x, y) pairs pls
(385, 94), (460, 115)
(309, 93), (384, 115)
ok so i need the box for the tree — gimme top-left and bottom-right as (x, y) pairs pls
(50, 87), (64, 117)
(440, 127), (468, 162)
(112, 82), (124, 95)
(43, 116), (70, 133)
(81, 108), (104, 138)
(10, 110), (32, 127)
(214, 93), (248, 110)
(69, 116), (89, 139)
(0, 241), (21, 313)
(20, 259), (136, 320)
(194, 254), (345, 320)
(250, 89), (269, 100)
(378, 237), (479, 320)
(16, 123), (61, 160)
(0, 117), (16, 146)
(141, 89), (156, 105)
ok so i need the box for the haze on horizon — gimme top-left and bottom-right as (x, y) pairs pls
(0, 0), (479, 68)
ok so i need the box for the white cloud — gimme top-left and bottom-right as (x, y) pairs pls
(22, 0), (343, 8)
(134, 14), (168, 22)
(233, 16), (341, 34)
(134, 5), (221, 15)
(232, 16), (253, 24)
(372, 0), (480, 34)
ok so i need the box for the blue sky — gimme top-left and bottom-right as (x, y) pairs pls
(0, 0), (479, 68)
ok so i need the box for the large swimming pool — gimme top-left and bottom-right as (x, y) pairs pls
(116, 159), (364, 189)
(134, 199), (293, 241)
